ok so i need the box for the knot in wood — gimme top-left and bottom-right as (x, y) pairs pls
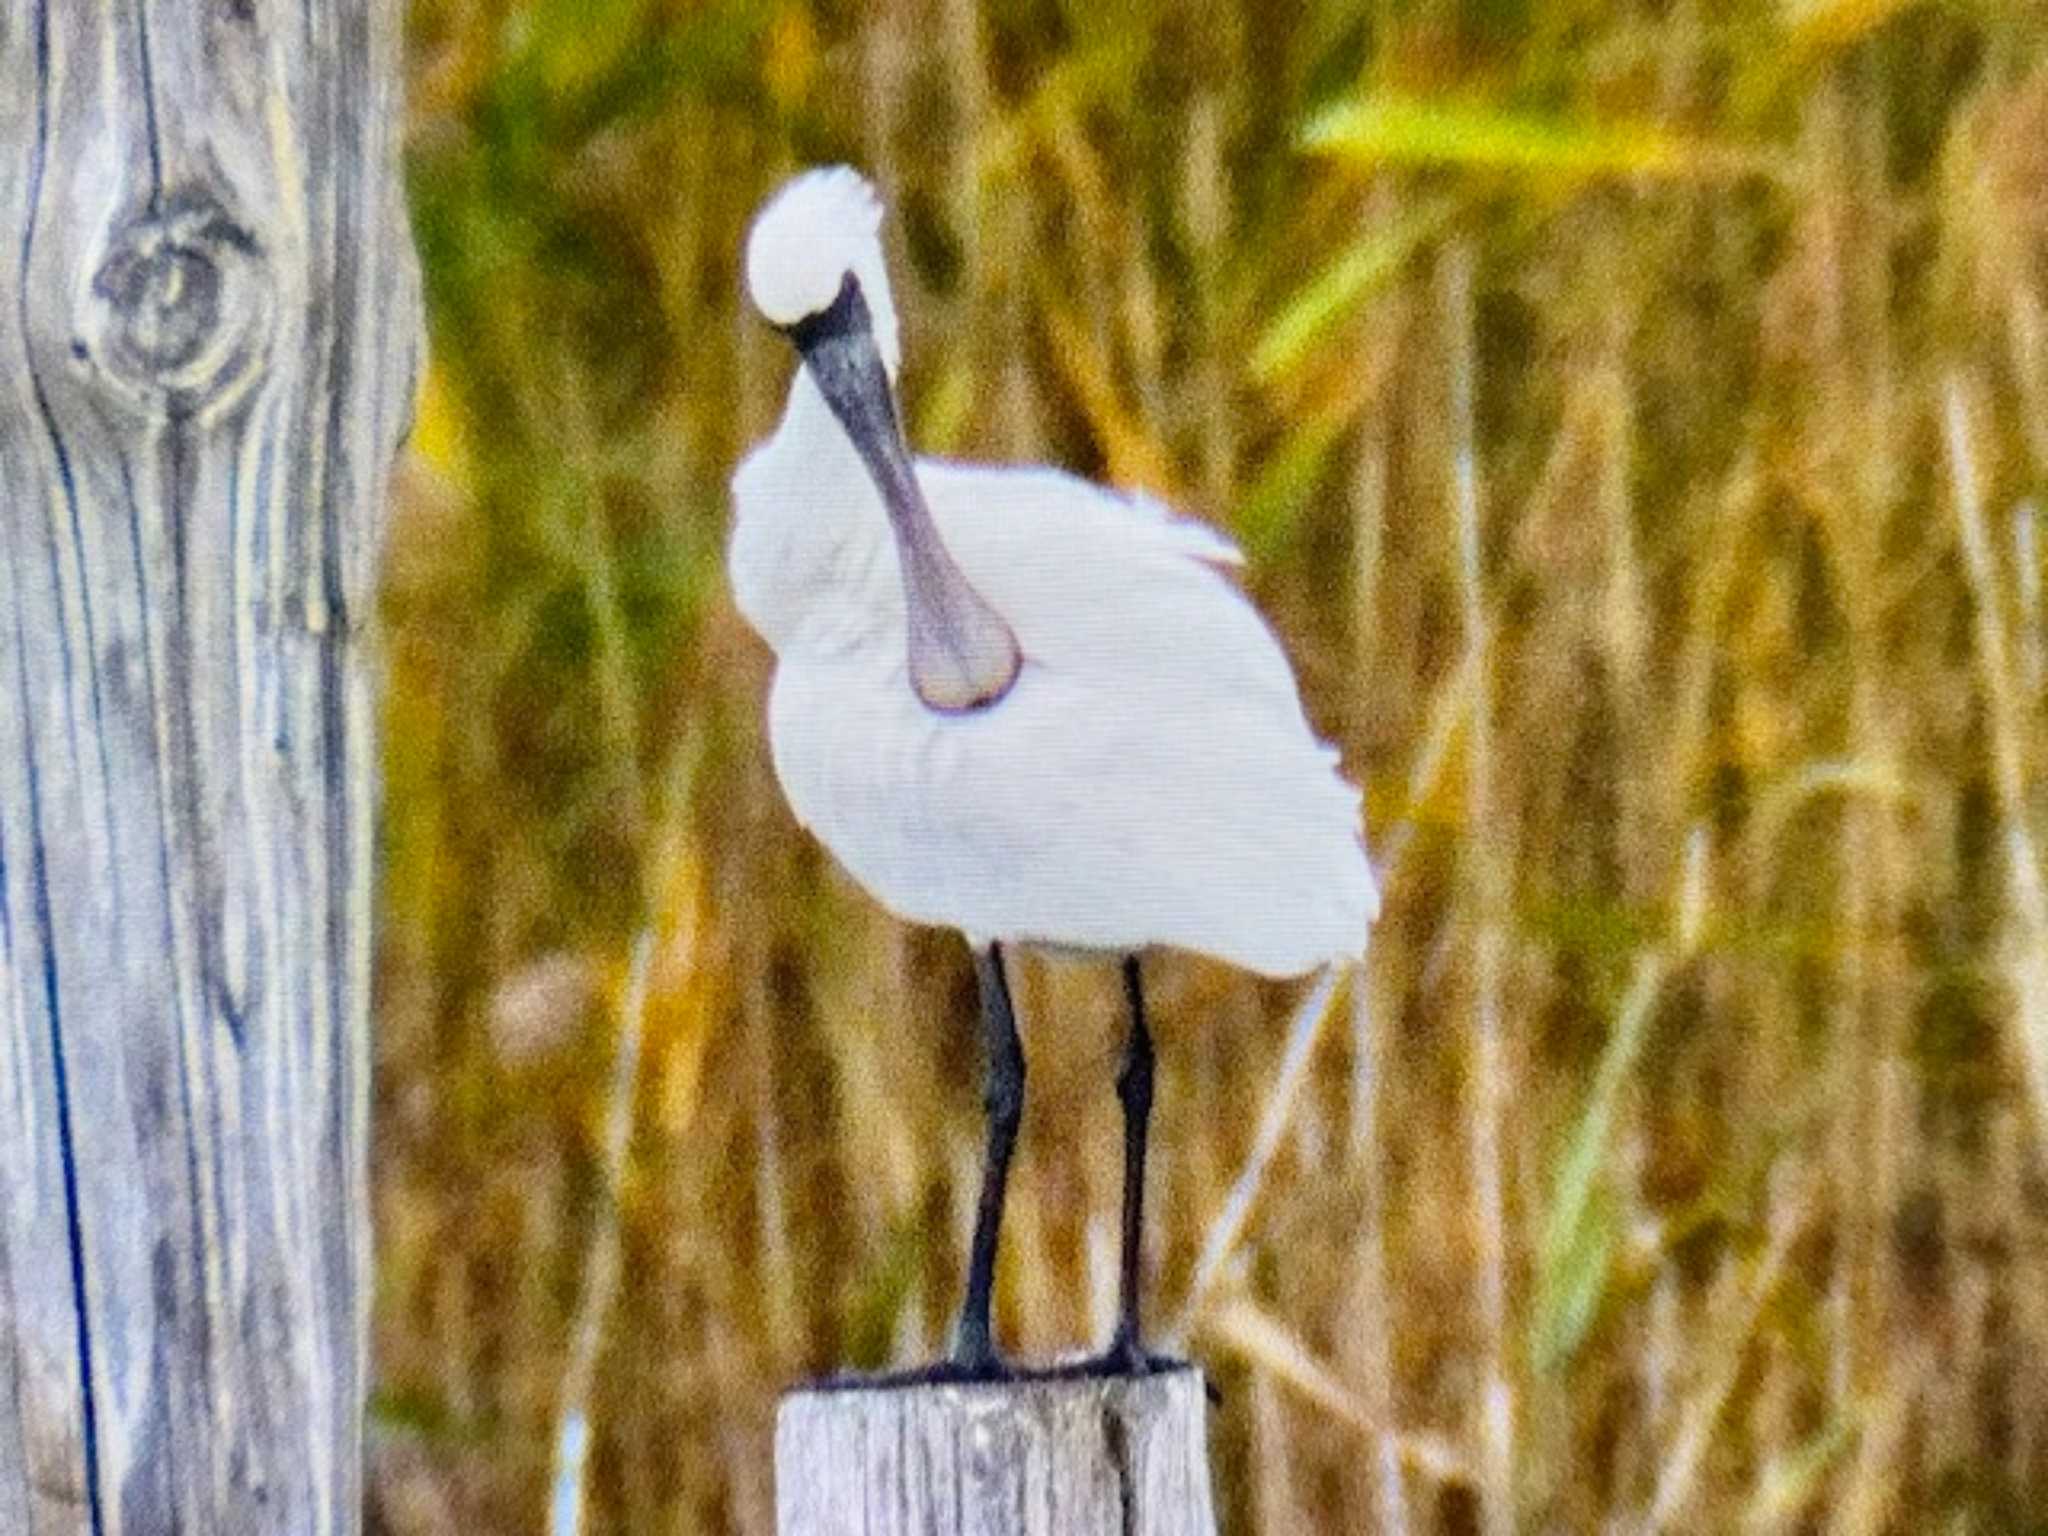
(87, 190), (271, 419)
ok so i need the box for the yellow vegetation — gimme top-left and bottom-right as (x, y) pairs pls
(375, 1), (2048, 1529)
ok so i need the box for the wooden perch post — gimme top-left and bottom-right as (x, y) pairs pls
(776, 1370), (1218, 1536)
(0, 3), (416, 1532)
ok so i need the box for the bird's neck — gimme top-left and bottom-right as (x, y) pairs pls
(730, 370), (906, 660)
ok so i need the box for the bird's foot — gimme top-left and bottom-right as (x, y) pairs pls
(921, 1345), (1019, 1386)
(1037, 1328), (1196, 1383)
(799, 1345), (1222, 1402)
(1097, 1334), (1183, 1379)
(801, 1347), (1016, 1394)
(1052, 1331), (1221, 1403)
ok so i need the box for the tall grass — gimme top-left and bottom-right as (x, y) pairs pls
(375, 1), (2048, 1531)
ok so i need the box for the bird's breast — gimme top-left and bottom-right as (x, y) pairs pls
(729, 462), (905, 662)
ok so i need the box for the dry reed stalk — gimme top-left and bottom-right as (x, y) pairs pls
(1442, 236), (1516, 1536)
(1349, 406), (1390, 719)
(1001, 1156), (1055, 1360)
(1991, 1106), (2045, 1489)
(1182, 93), (1237, 516)
(1174, 965), (1344, 1341)
(1251, 1372), (1312, 1535)
(1741, 1338), (1804, 1536)
(859, 6), (906, 211)
(940, 0), (987, 272)
(1372, 642), (1480, 887)
(1643, 1165), (1816, 1533)
(1205, 1295), (1468, 1487)
(549, 931), (653, 1536)
(821, 926), (929, 1231)
(1924, 1255), (1992, 1493)
(1593, 320), (1648, 766)
(1084, 1209), (1118, 1351)
(1820, 1343), (1927, 1536)
(1643, 1199), (1682, 1452)
(1441, 231), (1523, 1536)
(2017, 499), (2044, 695)
(992, 169), (1043, 460)
(1341, 977), (1412, 1536)
(751, 999), (801, 1370)
(1945, 374), (2048, 1148)
(2007, 282), (2048, 474)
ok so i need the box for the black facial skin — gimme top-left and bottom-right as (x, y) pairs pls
(783, 273), (1021, 714)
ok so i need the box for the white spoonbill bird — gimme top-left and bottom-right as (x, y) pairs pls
(730, 166), (1378, 1379)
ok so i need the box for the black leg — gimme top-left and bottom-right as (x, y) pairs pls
(1111, 954), (1156, 1366)
(953, 942), (1024, 1376)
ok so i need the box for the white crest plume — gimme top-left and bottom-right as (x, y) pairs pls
(744, 167), (899, 370)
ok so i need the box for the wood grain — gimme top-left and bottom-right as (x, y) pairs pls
(0, 1), (417, 1531)
(776, 1371), (1219, 1536)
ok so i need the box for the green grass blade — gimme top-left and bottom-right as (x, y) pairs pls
(1251, 198), (1458, 384)
(1303, 94), (1778, 182)
(1533, 951), (1667, 1371)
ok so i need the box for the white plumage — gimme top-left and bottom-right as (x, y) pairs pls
(729, 167), (1377, 980)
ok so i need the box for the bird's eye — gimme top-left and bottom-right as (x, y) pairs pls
(785, 273), (869, 353)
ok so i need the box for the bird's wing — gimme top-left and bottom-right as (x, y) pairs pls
(915, 458), (1304, 711)
(918, 457), (1242, 566)
(763, 457), (1378, 972)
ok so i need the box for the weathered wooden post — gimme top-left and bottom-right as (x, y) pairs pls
(0, 2), (416, 1531)
(776, 1372), (1218, 1536)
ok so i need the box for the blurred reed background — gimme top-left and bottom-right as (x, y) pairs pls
(373, 1), (2048, 1530)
